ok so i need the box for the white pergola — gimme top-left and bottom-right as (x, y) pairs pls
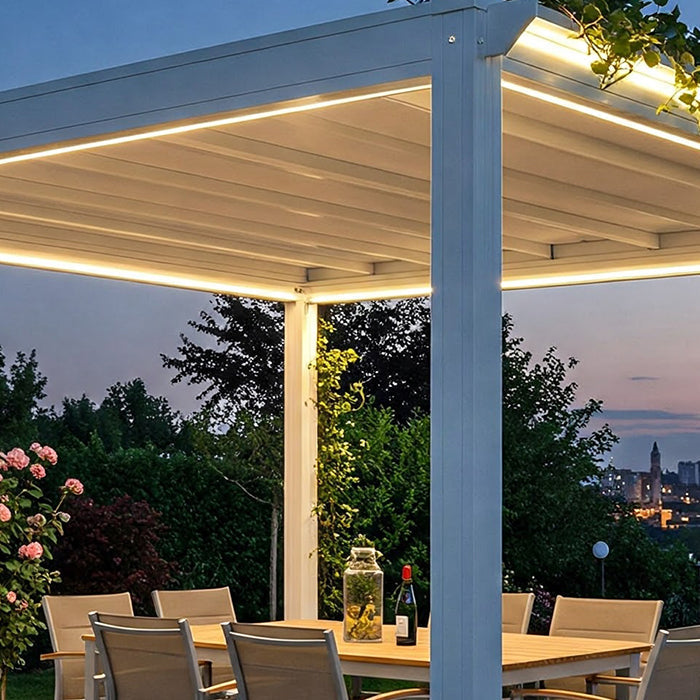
(1, 1), (700, 696)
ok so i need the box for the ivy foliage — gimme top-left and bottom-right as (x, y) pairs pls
(313, 320), (365, 618)
(389, 0), (700, 123)
(543, 0), (700, 118)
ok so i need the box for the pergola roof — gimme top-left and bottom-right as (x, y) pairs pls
(2, 3), (699, 697)
(1, 9), (699, 302)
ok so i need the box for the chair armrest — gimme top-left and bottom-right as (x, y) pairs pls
(586, 675), (642, 687)
(203, 679), (238, 696)
(511, 689), (608, 700)
(373, 689), (430, 700)
(40, 651), (86, 661)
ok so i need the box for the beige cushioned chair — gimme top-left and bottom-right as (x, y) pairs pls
(512, 628), (700, 700)
(42, 592), (133, 700)
(152, 587), (237, 626)
(89, 613), (236, 700)
(545, 596), (663, 698)
(502, 593), (535, 634)
(222, 622), (429, 700)
(152, 587), (236, 684)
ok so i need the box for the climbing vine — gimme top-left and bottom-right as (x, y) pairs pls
(312, 319), (365, 618)
(389, 0), (700, 124)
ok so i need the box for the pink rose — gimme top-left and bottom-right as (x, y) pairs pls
(38, 446), (58, 465)
(3, 448), (29, 470)
(18, 542), (43, 560)
(5, 591), (16, 604)
(64, 478), (84, 495)
(18, 600), (28, 610)
(30, 464), (46, 479)
(29, 443), (42, 454)
(0, 504), (10, 522)
(0, 458), (6, 472)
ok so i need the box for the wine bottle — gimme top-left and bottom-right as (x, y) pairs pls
(395, 564), (418, 646)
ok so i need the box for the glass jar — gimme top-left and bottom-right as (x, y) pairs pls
(343, 546), (383, 642)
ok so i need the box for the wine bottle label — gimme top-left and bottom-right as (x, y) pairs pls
(396, 615), (409, 638)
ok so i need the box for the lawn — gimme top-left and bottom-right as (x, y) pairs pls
(6, 668), (54, 700)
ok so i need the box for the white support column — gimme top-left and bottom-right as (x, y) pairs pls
(430, 1), (534, 698)
(283, 300), (318, 620)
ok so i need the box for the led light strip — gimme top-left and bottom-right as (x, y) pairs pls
(502, 80), (700, 151)
(307, 286), (432, 304)
(0, 252), (299, 301)
(517, 20), (676, 99)
(502, 263), (700, 290)
(0, 84), (430, 166)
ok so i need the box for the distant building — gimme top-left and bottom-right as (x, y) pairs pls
(678, 461), (699, 486)
(650, 441), (662, 506)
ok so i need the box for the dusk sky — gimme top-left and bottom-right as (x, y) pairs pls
(1, 0), (700, 472)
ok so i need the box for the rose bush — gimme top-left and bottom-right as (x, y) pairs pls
(0, 444), (82, 700)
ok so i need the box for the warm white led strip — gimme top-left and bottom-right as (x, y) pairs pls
(307, 286), (432, 304)
(502, 80), (700, 151)
(517, 19), (676, 99)
(0, 83), (430, 166)
(0, 251), (299, 301)
(502, 263), (700, 290)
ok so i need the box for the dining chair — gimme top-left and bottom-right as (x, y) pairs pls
(89, 612), (237, 700)
(544, 596), (663, 698)
(152, 587), (237, 684)
(152, 587), (237, 626)
(502, 593), (535, 634)
(221, 622), (430, 700)
(90, 612), (222, 689)
(41, 592), (134, 700)
(511, 628), (700, 700)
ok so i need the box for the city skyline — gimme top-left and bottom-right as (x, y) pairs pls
(1, 0), (700, 471)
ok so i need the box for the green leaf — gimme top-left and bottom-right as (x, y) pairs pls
(643, 50), (661, 67)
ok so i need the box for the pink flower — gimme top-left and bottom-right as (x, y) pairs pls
(18, 600), (28, 610)
(3, 448), (29, 470)
(5, 591), (16, 604)
(18, 542), (43, 560)
(30, 464), (46, 479)
(29, 443), (42, 454)
(64, 478), (84, 495)
(38, 446), (58, 465)
(0, 504), (10, 522)
(0, 458), (6, 472)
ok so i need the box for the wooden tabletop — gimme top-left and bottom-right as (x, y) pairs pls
(190, 619), (651, 673)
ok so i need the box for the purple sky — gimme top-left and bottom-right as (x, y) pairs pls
(1, 0), (700, 471)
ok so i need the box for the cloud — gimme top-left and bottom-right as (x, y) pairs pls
(628, 376), (659, 381)
(603, 409), (700, 421)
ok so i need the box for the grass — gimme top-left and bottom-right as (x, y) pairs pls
(6, 668), (54, 700)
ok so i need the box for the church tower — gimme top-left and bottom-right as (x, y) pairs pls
(650, 441), (662, 506)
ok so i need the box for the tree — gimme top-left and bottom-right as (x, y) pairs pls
(0, 349), (48, 448)
(189, 411), (284, 619)
(327, 299), (429, 422)
(501, 313), (618, 590)
(161, 296), (284, 417)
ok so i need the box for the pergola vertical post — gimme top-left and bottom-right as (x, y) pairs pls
(283, 300), (318, 619)
(430, 1), (532, 696)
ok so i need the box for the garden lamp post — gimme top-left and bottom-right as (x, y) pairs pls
(592, 541), (609, 597)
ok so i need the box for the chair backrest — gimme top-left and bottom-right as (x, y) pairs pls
(152, 587), (236, 626)
(91, 612), (180, 629)
(42, 592), (133, 700)
(90, 613), (202, 700)
(502, 593), (535, 634)
(222, 622), (349, 700)
(549, 596), (662, 644)
(637, 629), (700, 700)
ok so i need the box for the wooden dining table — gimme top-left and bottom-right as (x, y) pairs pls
(83, 619), (651, 699)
